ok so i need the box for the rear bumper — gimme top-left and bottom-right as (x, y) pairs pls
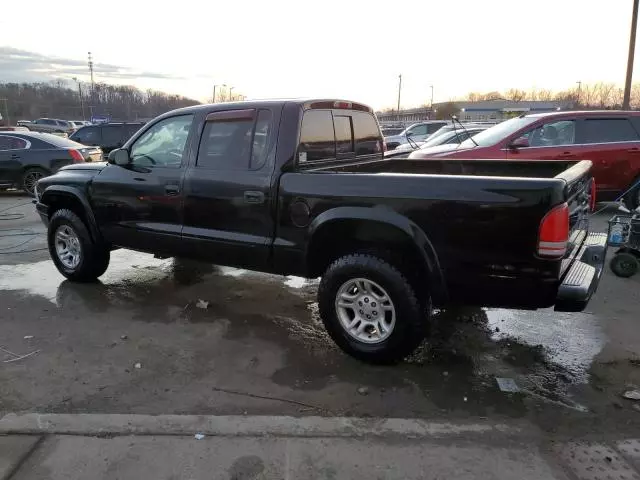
(555, 232), (607, 312)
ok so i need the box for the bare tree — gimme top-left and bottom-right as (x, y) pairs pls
(435, 102), (460, 120)
(505, 88), (526, 101)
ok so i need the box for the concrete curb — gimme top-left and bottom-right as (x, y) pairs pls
(0, 414), (534, 440)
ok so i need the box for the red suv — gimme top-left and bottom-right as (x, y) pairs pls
(410, 111), (640, 208)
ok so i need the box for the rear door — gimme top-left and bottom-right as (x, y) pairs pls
(573, 117), (640, 199)
(70, 126), (102, 147)
(101, 125), (126, 153)
(506, 118), (577, 160)
(0, 135), (29, 184)
(181, 106), (279, 270)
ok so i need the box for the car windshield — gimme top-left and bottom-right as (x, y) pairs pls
(458, 116), (538, 147)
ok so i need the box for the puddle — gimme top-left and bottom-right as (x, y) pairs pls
(485, 308), (606, 383)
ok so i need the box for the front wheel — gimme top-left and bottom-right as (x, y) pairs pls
(318, 253), (429, 364)
(48, 209), (110, 282)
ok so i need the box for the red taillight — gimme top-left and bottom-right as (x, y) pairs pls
(590, 178), (597, 212)
(69, 149), (84, 163)
(537, 202), (569, 258)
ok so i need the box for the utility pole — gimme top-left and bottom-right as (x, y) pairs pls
(212, 85), (217, 103)
(229, 86), (235, 101)
(623, 0), (639, 109)
(0, 98), (9, 126)
(576, 81), (582, 107)
(87, 52), (95, 98)
(73, 77), (85, 120)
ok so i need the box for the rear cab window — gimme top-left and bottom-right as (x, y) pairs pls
(298, 106), (382, 164)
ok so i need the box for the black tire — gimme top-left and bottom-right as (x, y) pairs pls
(610, 252), (639, 278)
(318, 253), (429, 364)
(21, 167), (48, 196)
(48, 209), (110, 282)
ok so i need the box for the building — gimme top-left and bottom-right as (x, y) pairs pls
(451, 100), (574, 122)
(377, 99), (575, 125)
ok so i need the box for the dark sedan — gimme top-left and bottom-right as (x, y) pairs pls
(0, 132), (102, 195)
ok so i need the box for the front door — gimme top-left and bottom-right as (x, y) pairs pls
(91, 114), (195, 254)
(506, 118), (578, 161)
(181, 106), (278, 270)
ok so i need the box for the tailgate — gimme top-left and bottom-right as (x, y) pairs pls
(555, 160), (595, 275)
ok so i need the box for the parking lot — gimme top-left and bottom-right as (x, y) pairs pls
(1, 191), (639, 439)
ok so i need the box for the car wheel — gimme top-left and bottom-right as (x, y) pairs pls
(48, 209), (110, 282)
(318, 253), (429, 364)
(610, 252), (639, 278)
(21, 167), (47, 196)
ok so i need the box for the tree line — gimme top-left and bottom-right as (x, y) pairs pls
(465, 82), (640, 109)
(0, 80), (200, 124)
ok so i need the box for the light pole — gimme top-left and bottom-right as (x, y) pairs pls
(396, 74), (402, 118)
(73, 77), (86, 120)
(623, 0), (639, 109)
(229, 87), (235, 101)
(212, 84), (226, 103)
(576, 81), (582, 106)
(430, 85), (434, 119)
(87, 52), (95, 99)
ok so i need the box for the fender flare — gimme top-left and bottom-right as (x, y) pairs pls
(41, 185), (102, 243)
(307, 206), (447, 303)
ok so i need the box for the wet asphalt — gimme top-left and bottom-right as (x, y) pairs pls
(0, 191), (639, 437)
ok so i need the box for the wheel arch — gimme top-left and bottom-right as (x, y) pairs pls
(41, 186), (102, 243)
(306, 206), (447, 305)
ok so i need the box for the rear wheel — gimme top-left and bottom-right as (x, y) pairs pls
(318, 253), (429, 364)
(48, 209), (110, 282)
(21, 167), (47, 196)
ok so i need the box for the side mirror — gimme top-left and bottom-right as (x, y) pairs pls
(109, 148), (130, 166)
(406, 131), (414, 137)
(509, 137), (529, 150)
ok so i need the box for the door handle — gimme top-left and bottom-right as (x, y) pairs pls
(165, 184), (180, 196)
(10, 154), (20, 160)
(627, 147), (640, 153)
(558, 151), (576, 158)
(243, 191), (265, 204)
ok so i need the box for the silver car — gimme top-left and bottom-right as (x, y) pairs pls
(384, 121), (448, 150)
(29, 118), (75, 135)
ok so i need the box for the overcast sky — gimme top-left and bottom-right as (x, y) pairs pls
(1, 0), (638, 109)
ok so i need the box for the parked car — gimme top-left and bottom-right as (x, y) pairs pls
(35, 99), (604, 363)
(0, 126), (30, 132)
(409, 111), (640, 209)
(386, 126), (488, 156)
(16, 120), (32, 127)
(384, 121), (448, 150)
(69, 122), (145, 155)
(70, 120), (89, 129)
(28, 118), (75, 135)
(0, 132), (102, 195)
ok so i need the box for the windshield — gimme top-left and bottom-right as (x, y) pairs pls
(458, 116), (538, 148)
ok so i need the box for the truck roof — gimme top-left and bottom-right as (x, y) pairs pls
(165, 99), (374, 117)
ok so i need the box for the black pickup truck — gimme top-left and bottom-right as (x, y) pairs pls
(34, 99), (606, 363)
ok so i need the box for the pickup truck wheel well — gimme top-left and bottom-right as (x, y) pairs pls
(308, 220), (429, 298)
(45, 193), (95, 241)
